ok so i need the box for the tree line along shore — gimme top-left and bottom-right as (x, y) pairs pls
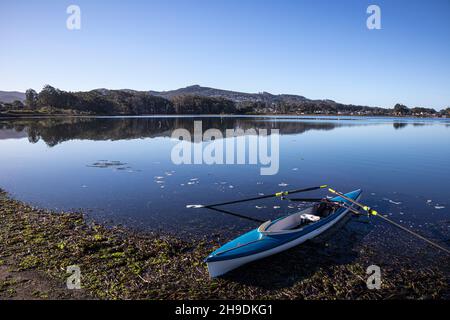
(1, 85), (448, 118)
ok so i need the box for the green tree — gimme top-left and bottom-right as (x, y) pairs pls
(170, 95), (236, 114)
(12, 100), (24, 109)
(25, 89), (38, 109)
(38, 85), (60, 108)
(393, 103), (410, 115)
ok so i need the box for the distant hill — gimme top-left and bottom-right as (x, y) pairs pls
(1, 85), (445, 117)
(0, 85), (360, 106)
(0, 91), (25, 103)
(148, 85), (311, 104)
(147, 85), (385, 115)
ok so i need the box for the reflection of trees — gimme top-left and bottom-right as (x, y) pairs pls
(0, 117), (357, 147)
(28, 127), (40, 143)
(393, 122), (408, 130)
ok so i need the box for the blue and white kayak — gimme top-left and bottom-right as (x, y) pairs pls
(205, 189), (362, 278)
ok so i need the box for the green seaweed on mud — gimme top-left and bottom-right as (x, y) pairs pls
(0, 189), (448, 300)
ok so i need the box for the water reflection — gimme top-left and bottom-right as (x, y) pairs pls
(393, 122), (408, 130)
(0, 116), (360, 147)
(0, 116), (448, 241)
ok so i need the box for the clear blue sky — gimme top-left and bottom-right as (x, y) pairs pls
(1, 0), (449, 109)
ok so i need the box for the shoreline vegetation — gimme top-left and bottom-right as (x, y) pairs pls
(1, 85), (449, 118)
(1, 188), (448, 300)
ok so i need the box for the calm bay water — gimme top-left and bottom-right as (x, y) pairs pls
(0, 116), (449, 242)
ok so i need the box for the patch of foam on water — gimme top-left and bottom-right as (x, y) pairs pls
(435, 206), (445, 210)
(383, 197), (401, 205)
(278, 183), (288, 187)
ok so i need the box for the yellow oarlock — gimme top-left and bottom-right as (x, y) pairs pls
(362, 206), (377, 216)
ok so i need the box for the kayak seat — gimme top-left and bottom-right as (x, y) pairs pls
(300, 213), (321, 223)
(288, 213), (320, 230)
(260, 209), (321, 233)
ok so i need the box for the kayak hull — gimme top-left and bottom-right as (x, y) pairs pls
(206, 189), (362, 278)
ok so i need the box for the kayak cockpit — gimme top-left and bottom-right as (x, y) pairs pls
(259, 203), (338, 235)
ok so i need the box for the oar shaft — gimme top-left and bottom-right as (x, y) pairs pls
(328, 188), (450, 255)
(376, 213), (450, 255)
(205, 185), (328, 208)
(328, 188), (373, 213)
(205, 206), (265, 223)
(283, 198), (323, 202)
(204, 194), (277, 207)
(333, 201), (362, 215)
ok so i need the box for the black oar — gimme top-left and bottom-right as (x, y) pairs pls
(328, 188), (450, 255)
(282, 198), (323, 202)
(205, 207), (265, 223)
(187, 185), (328, 209)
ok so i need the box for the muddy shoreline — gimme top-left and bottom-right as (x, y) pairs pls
(0, 189), (448, 300)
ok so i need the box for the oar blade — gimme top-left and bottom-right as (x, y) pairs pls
(186, 204), (205, 209)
